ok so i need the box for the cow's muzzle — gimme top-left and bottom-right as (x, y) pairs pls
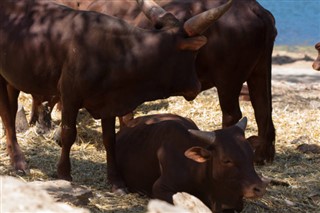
(312, 61), (320, 71)
(243, 178), (268, 199)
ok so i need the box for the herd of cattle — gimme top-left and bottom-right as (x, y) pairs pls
(0, 0), (319, 212)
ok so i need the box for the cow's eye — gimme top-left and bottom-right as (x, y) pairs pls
(222, 159), (233, 166)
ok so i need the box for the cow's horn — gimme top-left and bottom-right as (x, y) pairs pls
(183, 0), (233, 36)
(136, 0), (178, 26)
(235, 117), (248, 131)
(188, 129), (216, 144)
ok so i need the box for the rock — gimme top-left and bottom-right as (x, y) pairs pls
(147, 192), (212, 213)
(297, 143), (320, 154)
(1, 176), (89, 213)
(147, 199), (190, 213)
(30, 179), (93, 205)
(53, 126), (62, 146)
(173, 192), (211, 213)
(15, 104), (29, 133)
(35, 101), (52, 134)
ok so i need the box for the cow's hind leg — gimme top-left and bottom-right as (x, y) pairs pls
(57, 101), (79, 181)
(0, 79), (27, 173)
(247, 56), (275, 164)
(101, 117), (126, 194)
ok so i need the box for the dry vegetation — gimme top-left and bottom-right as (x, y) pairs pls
(1, 47), (320, 212)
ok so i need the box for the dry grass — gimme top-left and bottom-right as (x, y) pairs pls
(1, 68), (320, 212)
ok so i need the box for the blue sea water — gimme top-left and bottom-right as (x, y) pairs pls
(257, 0), (320, 46)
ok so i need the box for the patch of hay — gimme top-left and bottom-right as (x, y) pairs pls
(1, 77), (320, 212)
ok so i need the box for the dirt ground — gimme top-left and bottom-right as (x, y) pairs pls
(1, 45), (320, 212)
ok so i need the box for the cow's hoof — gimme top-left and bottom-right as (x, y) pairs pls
(36, 126), (50, 135)
(250, 137), (275, 165)
(13, 161), (30, 176)
(112, 185), (128, 196)
(12, 155), (29, 175)
(254, 153), (274, 165)
(16, 168), (30, 176)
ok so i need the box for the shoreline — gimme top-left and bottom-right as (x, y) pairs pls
(272, 45), (318, 66)
(271, 44), (320, 83)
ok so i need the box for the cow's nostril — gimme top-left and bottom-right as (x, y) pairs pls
(253, 186), (265, 197)
(254, 187), (261, 193)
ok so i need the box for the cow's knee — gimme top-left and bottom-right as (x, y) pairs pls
(152, 178), (174, 204)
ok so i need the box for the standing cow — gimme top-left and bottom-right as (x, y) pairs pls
(0, 0), (231, 191)
(116, 114), (267, 212)
(25, 0), (136, 131)
(312, 42), (320, 71)
(84, 0), (277, 165)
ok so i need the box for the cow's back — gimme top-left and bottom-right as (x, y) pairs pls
(195, 0), (277, 89)
(99, 0), (276, 90)
(115, 114), (198, 196)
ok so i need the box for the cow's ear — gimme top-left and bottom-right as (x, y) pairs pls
(185, 146), (212, 163)
(177, 36), (207, 51)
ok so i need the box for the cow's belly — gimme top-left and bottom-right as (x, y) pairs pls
(83, 95), (138, 119)
(0, 45), (62, 95)
(0, 65), (60, 95)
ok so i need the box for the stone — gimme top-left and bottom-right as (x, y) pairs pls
(1, 176), (89, 213)
(30, 179), (93, 205)
(15, 104), (29, 133)
(147, 192), (212, 213)
(173, 192), (211, 213)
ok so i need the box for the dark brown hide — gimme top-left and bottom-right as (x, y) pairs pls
(85, 0), (277, 164)
(0, 0), (229, 190)
(116, 114), (267, 212)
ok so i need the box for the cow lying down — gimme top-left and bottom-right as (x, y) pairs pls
(115, 114), (267, 212)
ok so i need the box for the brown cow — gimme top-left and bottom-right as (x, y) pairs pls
(116, 114), (267, 212)
(312, 42), (320, 71)
(0, 0), (231, 191)
(26, 0), (141, 132)
(73, 0), (277, 165)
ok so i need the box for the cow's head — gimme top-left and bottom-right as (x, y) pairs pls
(312, 42), (320, 71)
(136, 0), (232, 101)
(185, 117), (267, 211)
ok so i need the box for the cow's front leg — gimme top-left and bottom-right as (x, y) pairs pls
(152, 176), (177, 204)
(57, 104), (79, 181)
(101, 117), (126, 194)
(247, 58), (275, 164)
(0, 81), (26, 173)
(217, 84), (243, 128)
